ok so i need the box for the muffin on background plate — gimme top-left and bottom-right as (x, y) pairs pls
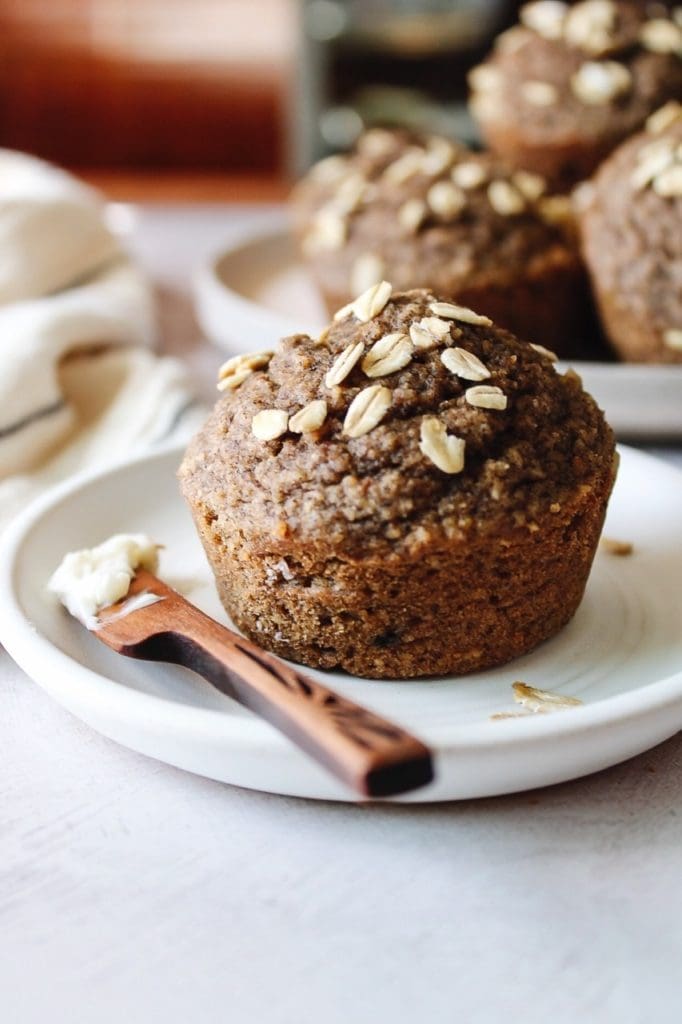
(575, 101), (682, 363)
(291, 128), (590, 357)
(179, 284), (616, 680)
(469, 1), (682, 192)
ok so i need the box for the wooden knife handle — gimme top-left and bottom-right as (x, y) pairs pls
(114, 576), (434, 798)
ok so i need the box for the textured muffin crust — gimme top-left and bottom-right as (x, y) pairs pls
(291, 128), (588, 355)
(576, 101), (682, 362)
(470, 1), (682, 190)
(180, 286), (616, 679)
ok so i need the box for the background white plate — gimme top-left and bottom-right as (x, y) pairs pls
(1, 444), (682, 802)
(193, 214), (682, 440)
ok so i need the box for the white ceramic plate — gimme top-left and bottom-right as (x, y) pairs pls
(1, 444), (682, 802)
(194, 215), (682, 440)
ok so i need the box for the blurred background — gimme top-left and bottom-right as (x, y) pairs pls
(0, 0), (523, 196)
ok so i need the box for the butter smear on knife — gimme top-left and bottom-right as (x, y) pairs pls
(48, 534), (160, 629)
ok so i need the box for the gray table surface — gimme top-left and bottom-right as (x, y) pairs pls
(2, 206), (681, 1024)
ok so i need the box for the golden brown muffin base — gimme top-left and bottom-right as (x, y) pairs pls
(318, 254), (593, 355)
(188, 472), (613, 679)
(593, 288), (682, 364)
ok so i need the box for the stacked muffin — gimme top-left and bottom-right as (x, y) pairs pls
(292, 129), (587, 355)
(576, 100), (682, 362)
(468, 0), (682, 191)
(180, 285), (616, 679)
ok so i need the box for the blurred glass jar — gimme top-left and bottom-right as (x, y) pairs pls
(291, 0), (515, 173)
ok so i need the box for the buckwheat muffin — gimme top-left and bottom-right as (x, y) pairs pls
(576, 101), (682, 362)
(179, 284), (616, 679)
(291, 128), (589, 356)
(469, 1), (682, 191)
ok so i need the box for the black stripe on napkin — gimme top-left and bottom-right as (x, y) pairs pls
(151, 397), (201, 444)
(0, 400), (65, 440)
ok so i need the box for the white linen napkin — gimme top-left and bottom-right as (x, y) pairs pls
(0, 150), (201, 530)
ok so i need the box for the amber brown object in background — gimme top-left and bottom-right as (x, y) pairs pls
(0, 0), (293, 172)
(78, 170), (289, 203)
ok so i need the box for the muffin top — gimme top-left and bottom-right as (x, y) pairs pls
(575, 101), (682, 359)
(470, 2), (681, 148)
(291, 128), (577, 301)
(180, 287), (614, 559)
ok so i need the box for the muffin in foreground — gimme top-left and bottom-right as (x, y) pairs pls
(179, 286), (616, 680)
(469, 1), (682, 191)
(576, 101), (682, 363)
(291, 127), (588, 356)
